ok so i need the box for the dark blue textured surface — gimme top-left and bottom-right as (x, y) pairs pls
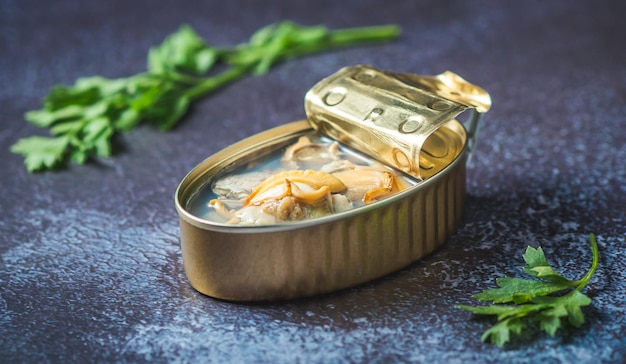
(1, 0), (625, 362)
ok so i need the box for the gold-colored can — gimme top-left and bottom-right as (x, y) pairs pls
(175, 65), (491, 301)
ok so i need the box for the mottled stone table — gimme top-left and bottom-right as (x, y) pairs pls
(1, 0), (624, 362)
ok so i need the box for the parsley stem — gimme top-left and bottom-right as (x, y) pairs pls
(575, 233), (599, 291)
(281, 25), (401, 60)
(158, 71), (204, 86)
(184, 66), (250, 101)
(326, 25), (402, 45)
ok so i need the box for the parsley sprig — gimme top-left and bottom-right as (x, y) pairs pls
(11, 21), (400, 172)
(457, 233), (599, 347)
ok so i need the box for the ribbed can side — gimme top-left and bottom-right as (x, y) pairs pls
(297, 157), (468, 297)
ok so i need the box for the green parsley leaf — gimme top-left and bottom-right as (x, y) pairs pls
(473, 277), (574, 304)
(522, 246), (572, 284)
(532, 289), (592, 328)
(456, 233), (599, 347)
(12, 21), (401, 172)
(148, 25), (218, 75)
(480, 317), (526, 347)
(10, 136), (70, 172)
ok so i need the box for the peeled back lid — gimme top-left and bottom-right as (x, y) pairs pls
(304, 65), (492, 179)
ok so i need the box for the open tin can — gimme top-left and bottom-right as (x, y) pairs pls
(175, 65), (491, 301)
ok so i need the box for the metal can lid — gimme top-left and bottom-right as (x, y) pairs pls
(304, 65), (491, 179)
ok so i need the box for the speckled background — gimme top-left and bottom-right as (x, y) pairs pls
(1, 0), (624, 363)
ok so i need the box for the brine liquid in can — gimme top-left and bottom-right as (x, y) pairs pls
(187, 132), (419, 225)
